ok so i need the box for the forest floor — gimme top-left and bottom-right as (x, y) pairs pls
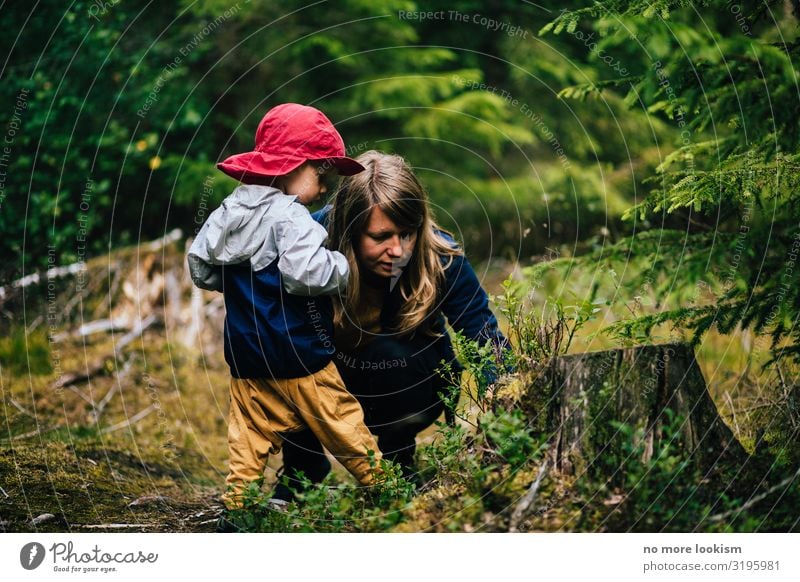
(1, 244), (795, 533)
(0, 330), (231, 533)
(0, 240), (449, 533)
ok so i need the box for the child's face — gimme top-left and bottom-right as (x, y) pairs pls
(280, 162), (332, 206)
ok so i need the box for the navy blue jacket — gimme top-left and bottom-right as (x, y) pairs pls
(222, 261), (336, 379)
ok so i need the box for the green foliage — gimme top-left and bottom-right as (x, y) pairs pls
(229, 324), (549, 532)
(575, 409), (716, 531)
(480, 409), (539, 469)
(3, 0), (663, 283)
(740, 372), (800, 468)
(494, 273), (602, 368)
(228, 458), (415, 533)
(0, 329), (52, 376)
(411, 408), (549, 524)
(540, 1), (800, 364)
(0, 0), (218, 280)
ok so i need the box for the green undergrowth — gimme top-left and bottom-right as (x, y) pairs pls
(2, 269), (798, 532)
(227, 279), (799, 532)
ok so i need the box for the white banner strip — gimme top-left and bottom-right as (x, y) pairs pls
(2, 533), (798, 581)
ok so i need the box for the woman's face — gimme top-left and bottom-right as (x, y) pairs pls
(356, 206), (418, 279)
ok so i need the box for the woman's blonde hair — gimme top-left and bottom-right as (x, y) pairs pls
(328, 150), (461, 337)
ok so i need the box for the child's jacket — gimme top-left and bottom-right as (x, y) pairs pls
(188, 185), (348, 379)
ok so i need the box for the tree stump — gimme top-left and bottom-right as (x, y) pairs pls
(515, 343), (746, 477)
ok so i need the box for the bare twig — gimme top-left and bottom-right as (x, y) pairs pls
(776, 364), (789, 400)
(80, 523), (157, 530)
(62, 286), (88, 319)
(99, 404), (156, 434)
(1, 230), (182, 301)
(8, 398), (35, 418)
(737, 402), (781, 414)
(90, 358), (133, 424)
(0, 262), (89, 303)
(52, 365), (103, 390)
(10, 425), (64, 440)
(53, 318), (128, 342)
(114, 314), (159, 354)
(724, 391), (740, 436)
(95, 263), (123, 320)
(509, 458), (550, 532)
(25, 315), (44, 334)
(92, 384), (119, 423)
(707, 466), (800, 523)
(142, 228), (182, 252)
(68, 386), (95, 406)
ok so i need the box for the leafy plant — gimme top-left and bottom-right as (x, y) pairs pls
(494, 274), (603, 369)
(229, 457), (415, 533)
(480, 409), (542, 470)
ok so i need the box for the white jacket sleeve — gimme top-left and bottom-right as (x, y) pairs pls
(187, 253), (223, 292)
(187, 220), (225, 292)
(275, 205), (349, 296)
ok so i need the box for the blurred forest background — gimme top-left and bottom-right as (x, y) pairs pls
(0, 0), (798, 532)
(1, 0), (645, 276)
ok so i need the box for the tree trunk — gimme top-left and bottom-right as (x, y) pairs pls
(516, 343), (746, 477)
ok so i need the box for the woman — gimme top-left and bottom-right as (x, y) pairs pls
(275, 150), (508, 497)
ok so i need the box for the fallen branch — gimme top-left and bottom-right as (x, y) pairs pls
(90, 360), (132, 423)
(707, 466), (800, 523)
(0, 262), (88, 303)
(53, 314), (159, 389)
(52, 362), (106, 390)
(143, 228), (183, 252)
(509, 457), (550, 533)
(95, 382), (119, 412)
(62, 285), (89, 319)
(80, 523), (157, 530)
(89, 365), (128, 424)
(724, 391), (740, 436)
(127, 495), (170, 508)
(114, 314), (159, 353)
(68, 386), (95, 406)
(0, 229), (182, 303)
(53, 318), (129, 342)
(10, 425), (64, 441)
(99, 404), (157, 434)
(8, 398), (35, 418)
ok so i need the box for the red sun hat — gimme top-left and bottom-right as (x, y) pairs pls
(217, 103), (365, 183)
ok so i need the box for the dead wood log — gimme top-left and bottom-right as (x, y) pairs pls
(52, 314), (160, 389)
(516, 343), (746, 478)
(0, 229), (182, 304)
(52, 318), (129, 341)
